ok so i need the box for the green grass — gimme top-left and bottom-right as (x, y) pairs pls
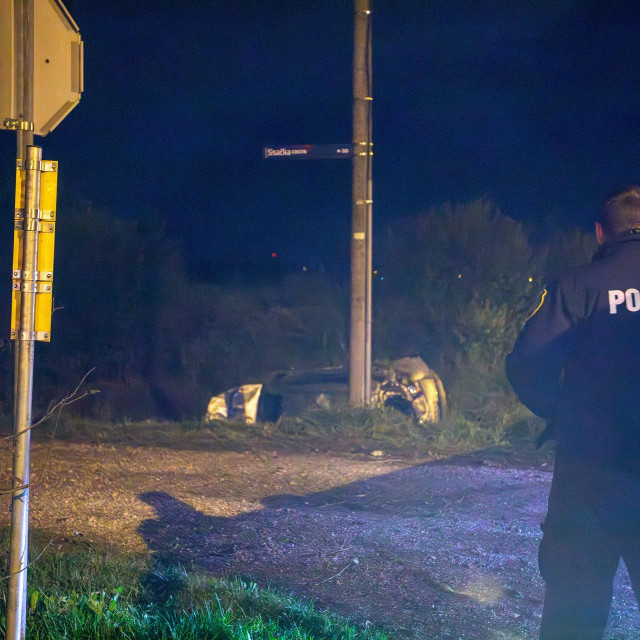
(0, 529), (391, 640)
(275, 406), (425, 446)
(14, 361), (545, 458)
(36, 415), (206, 442)
(273, 402), (543, 457)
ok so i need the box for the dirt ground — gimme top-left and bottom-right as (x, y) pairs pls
(1, 434), (639, 639)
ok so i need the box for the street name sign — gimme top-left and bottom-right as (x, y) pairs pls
(0, 0), (83, 136)
(263, 144), (353, 159)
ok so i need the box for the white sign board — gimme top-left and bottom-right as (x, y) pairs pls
(0, 0), (83, 136)
(33, 0), (83, 135)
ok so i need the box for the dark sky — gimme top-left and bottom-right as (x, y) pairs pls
(3, 0), (640, 274)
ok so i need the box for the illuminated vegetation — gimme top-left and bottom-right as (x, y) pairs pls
(0, 196), (595, 445)
(0, 530), (390, 640)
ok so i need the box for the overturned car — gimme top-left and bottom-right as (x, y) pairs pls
(205, 356), (446, 425)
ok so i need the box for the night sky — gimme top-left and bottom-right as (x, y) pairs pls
(2, 0), (640, 275)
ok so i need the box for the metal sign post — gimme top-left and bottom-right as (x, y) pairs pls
(6, 145), (41, 640)
(0, 1), (81, 637)
(5, 3), (35, 637)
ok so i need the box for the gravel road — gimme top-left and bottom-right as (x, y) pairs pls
(2, 439), (639, 638)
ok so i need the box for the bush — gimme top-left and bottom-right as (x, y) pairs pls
(375, 199), (593, 444)
(0, 191), (595, 434)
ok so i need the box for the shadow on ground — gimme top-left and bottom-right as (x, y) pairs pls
(138, 458), (562, 639)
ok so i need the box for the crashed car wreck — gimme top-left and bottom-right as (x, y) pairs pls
(205, 356), (446, 425)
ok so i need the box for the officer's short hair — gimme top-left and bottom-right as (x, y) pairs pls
(601, 187), (640, 235)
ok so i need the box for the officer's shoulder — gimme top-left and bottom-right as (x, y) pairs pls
(537, 264), (595, 320)
(550, 258), (603, 291)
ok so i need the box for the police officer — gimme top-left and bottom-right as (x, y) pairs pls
(507, 186), (640, 639)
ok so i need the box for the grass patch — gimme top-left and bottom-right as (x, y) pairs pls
(12, 367), (544, 458)
(275, 406), (420, 441)
(273, 400), (543, 457)
(0, 529), (390, 639)
(19, 399), (543, 459)
(27, 415), (221, 447)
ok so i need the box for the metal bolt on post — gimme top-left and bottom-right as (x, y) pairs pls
(6, 144), (41, 640)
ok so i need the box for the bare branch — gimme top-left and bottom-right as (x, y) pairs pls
(0, 368), (95, 442)
(0, 537), (56, 581)
(0, 369), (95, 495)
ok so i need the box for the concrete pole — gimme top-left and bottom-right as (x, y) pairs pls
(349, 0), (372, 406)
(6, 0), (36, 637)
(364, 10), (373, 403)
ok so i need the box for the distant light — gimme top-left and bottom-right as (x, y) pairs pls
(457, 273), (462, 279)
(302, 266), (308, 272)
(528, 276), (533, 282)
(373, 269), (378, 275)
(380, 276), (384, 281)
(271, 252), (277, 258)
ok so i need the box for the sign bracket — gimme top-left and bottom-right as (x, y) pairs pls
(3, 119), (34, 131)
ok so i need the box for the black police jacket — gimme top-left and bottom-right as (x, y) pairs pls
(506, 229), (640, 469)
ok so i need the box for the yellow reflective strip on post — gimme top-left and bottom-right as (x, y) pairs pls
(39, 166), (57, 217)
(11, 159), (57, 342)
(10, 286), (20, 340)
(11, 162), (25, 339)
(35, 161), (57, 341)
(14, 161), (25, 210)
(34, 289), (52, 341)
(37, 228), (55, 278)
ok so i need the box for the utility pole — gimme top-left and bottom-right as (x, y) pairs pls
(349, 0), (373, 406)
(264, 2), (373, 406)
